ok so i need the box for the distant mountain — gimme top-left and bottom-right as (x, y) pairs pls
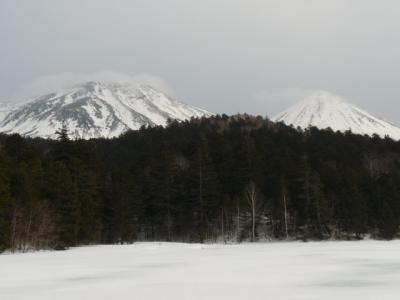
(272, 91), (400, 140)
(0, 103), (15, 122)
(0, 82), (212, 139)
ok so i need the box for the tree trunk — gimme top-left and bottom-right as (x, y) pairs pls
(252, 203), (255, 242)
(236, 199), (240, 242)
(283, 191), (289, 239)
(198, 153), (204, 242)
(221, 207), (226, 244)
(245, 182), (261, 243)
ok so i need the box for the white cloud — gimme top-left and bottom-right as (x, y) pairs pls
(14, 71), (176, 101)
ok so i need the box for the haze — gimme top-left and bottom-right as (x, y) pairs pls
(1, 0), (400, 122)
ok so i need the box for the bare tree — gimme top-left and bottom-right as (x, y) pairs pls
(282, 188), (289, 239)
(10, 201), (57, 252)
(10, 207), (21, 252)
(244, 181), (263, 242)
(236, 197), (241, 242)
(220, 207), (225, 244)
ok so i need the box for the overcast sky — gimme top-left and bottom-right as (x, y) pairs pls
(1, 0), (400, 121)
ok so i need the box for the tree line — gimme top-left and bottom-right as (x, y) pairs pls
(1, 114), (400, 252)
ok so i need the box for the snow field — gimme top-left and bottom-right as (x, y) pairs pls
(1, 241), (400, 300)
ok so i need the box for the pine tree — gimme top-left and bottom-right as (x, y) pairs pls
(46, 162), (80, 248)
(0, 149), (11, 251)
(297, 156), (332, 238)
(55, 123), (70, 142)
(379, 200), (397, 240)
(189, 135), (222, 242)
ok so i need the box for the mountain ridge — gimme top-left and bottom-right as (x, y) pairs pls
(0, 81), (212, 139)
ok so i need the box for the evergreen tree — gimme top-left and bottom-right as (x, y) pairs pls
(297, 156), (332, 238)
(55, 123), (70, 142)
(46, 162), (80, 248)
(0, 149), (11, 251)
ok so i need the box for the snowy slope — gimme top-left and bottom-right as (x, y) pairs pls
(0, 82), (212, 139)
(0, 103), (15, 123)
(273, 91), (400, 140)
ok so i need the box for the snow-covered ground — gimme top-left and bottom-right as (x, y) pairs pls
(1, 241), (400, 300)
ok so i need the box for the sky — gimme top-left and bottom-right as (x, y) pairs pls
(1, 0), (400, 122)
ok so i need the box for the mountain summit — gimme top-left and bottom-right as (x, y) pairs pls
(0, 82), (212, 139)
(272, 91), (400, 140)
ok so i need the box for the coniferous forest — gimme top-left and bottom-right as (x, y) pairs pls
(1, 115), (400, 252)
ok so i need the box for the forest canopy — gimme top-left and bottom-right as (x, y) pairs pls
(1, 115), (400, 252)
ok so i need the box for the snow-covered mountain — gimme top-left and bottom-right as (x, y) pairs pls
(0, 82), (212, 139)
(0, 103), (15, 121)
(272, 91), (400, 140)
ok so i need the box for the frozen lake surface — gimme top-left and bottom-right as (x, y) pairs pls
(1, 241), (400, 300)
